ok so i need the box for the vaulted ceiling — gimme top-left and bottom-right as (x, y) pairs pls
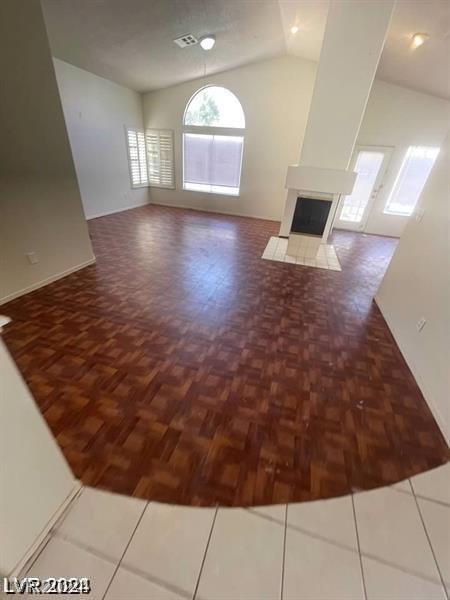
(41, 0), (450, 99)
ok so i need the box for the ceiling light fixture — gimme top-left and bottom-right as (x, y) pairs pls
(411, 32), (429, 49)
(290, 25), (299, 35)
(200, 35), (215, 50)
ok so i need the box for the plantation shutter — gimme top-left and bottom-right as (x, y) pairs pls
(126, 129), (148, 187)
(146, 129), (175, 189)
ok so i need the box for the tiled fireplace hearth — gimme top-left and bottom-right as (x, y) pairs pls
(262, 235), (341, 271)
(262, 165), (356, 270)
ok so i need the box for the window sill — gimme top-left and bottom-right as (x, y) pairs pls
(183, 184), (240, 197)
(382, 211), (412, 218)
(149, 184), (175, 190)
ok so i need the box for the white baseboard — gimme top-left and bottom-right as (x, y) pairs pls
(375, 295), (449, 446)
(0, 257), (96, 305)
(9, 481), (82, 577)
(86, 200), (150, 220)
(150, 200), (280, 223)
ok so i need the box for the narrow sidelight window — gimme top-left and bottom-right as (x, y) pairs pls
(384, 146), (440, 216)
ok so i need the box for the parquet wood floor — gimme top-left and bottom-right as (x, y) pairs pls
(3, 205), (448, 506)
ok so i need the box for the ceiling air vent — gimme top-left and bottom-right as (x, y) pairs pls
(173, 34), (198, 48)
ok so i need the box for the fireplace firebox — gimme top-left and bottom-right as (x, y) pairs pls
(291, 197), (332, 237)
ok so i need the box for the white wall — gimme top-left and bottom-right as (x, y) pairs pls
(376, 132), (450, 444)
(0, 337), (77, 576)
(54, 59), (149, 220)
(142, 56), (449, 231)
(357, 80), (450, 237)
(142, 55), (317, 221)
(0, 0), (94, 305)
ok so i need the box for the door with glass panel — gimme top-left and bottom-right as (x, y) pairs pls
(333, 146), (392, 231)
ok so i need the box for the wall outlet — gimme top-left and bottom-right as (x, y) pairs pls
(416, 317), (427, 332)
(26, 251), (38, 265)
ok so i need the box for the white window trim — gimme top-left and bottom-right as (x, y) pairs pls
(183, 182), (241, 197)
(125, 126), (175, 190)
(183, 85), (246, 129)
(383, 145), (440, 217)
(182, 86), (246, 197)
(183, 125), (245, 137)
(182, 132), (244, 197)
(383, 148), (413, 217)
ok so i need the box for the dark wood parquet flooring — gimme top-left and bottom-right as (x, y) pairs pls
(3, 205), (448, 506)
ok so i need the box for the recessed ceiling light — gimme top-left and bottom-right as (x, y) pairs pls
(200, 35), (215, 51)
(290, 25), (299, 35)
(411, 32), (429, 49)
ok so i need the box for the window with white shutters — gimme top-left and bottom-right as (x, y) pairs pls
(146, 129), (175, 189)
(126, 128), (148, 188)
(126, 127), (175, 190)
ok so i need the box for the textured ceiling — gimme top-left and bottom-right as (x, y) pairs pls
(41, 0), (286, 92)
(42, 0), (450, 99)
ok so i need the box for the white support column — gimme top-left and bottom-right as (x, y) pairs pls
(279, 0), (395, 237)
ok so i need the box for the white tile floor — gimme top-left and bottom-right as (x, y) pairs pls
(18, 463), (449, 600)
(261, 236), (342, 271)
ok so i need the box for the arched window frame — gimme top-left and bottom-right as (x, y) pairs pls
(182, 85), (245, 196)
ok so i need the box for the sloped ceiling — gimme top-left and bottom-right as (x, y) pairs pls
(41, 0), (286, 92)
(41, 0), (450, 99)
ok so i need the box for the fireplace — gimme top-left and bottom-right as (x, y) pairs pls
(279, 165), (357, 241)
(282, 167), (356, 259)
(291, 197), (332, 237)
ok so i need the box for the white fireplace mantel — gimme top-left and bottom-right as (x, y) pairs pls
(285, 165), (357, 196)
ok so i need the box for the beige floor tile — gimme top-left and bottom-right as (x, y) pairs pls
(26, 537), (115, 600)
(197, 508), (284, 600)
(105, 567), (184, 600)
(354, 487), (440, 580)
(411, 464), (450, 504)
(56, 487), (145, 561)
(283, 527), (363, 599)
(362, 556), (446, 600)
(418, 498), (450, 588)
(287, 495), (358, 548)
(122, 503), (214, 598)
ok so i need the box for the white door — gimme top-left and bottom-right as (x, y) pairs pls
(334, 145), (392, 232)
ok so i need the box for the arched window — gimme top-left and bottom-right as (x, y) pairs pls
(183, 86), (245, 196)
